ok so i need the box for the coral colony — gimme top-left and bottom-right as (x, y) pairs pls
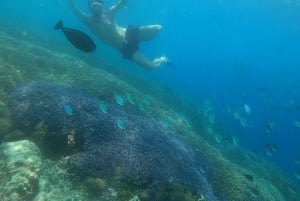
(9, 83), (218, 200)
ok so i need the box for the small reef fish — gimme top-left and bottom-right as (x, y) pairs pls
(242, 173), (254, 182)
(214, 135), (223, 143)
(233, 111), (240, 120)
(295, 171), (300, 180)
(207, 126), (213, 134)
(54, 20), (96, 52)
(139, 102), (147, 112)
(265, 144), (279, 156)
(287, 182), (297, 194)
(208, 114), (215, 124)
(265, 121), (275, 133)
(232, 136), (239, 145)
(240, 118), (247, 127)
(294, 120), (300, 129)
(99, 103), (108, 114)
(143, 96), (152, 106)
(63, 103), (73, 116)
(115, 95), (125, 106)
(244, 103), (251, 114)
(126, 93), (135, 104)
(116, 119), (125, 129)
(294, 158), (300, 165)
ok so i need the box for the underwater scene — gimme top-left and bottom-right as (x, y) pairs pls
(0, 0), (300, 200)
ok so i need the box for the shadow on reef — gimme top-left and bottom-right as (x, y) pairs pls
(8, 82), (218, 201)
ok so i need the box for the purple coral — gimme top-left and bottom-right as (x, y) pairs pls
(9, 83), (219, 201)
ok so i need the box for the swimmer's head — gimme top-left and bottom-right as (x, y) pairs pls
(88, 0), (104, 13)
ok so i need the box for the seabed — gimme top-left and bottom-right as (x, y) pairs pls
(0, 28), (299, 201)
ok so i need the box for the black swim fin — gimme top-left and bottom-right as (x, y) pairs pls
(54, 20), (64, 30)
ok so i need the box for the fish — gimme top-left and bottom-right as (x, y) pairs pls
(54, 20), (96, 52)
(99, 103), (108, 114)
(295, 171), (300, 180)
(294, 120), (300, 129)
(143, 96), (152, 105)
(63, 103), (73, 116)
(270, 144), (279, 152)
(116, 119), (126, 129)
(243, 103), (251, 114)
(233, 111), (240, 120)
(240, 118), (247, 127)
(265, 143), (279, 156)
(232, 136), (239, 145)
(126, 93), (135, 104)
(242, 173), (254, 182)
(208, 114), (215, 124)
(287, 182), (297, 194)
(115, 95), (125, 106)
(139, 102), (147, 112)
(214, 135), (222, 143)
(265, 121), (275, 133)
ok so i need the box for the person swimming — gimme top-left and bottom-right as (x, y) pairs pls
(68, 0), (170, 69)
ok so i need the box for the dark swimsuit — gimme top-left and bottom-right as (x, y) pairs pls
(120, 25), (139, 60)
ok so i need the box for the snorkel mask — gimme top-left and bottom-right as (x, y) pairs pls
(88, 0), (104, 10)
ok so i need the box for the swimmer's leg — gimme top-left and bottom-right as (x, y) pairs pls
(138, 25), (162, 42)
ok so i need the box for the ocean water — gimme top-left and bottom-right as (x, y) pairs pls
(1, 0), (300, 200)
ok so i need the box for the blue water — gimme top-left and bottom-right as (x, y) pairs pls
(1, 0), (300, 188)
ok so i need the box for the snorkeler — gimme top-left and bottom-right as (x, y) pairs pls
(68, 0), (169, 69)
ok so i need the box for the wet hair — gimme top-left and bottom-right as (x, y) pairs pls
(88, 0), (104, 9)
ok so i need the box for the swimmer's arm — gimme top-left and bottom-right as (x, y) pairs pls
(107, 0), (128, 17)
(68, 0), (89, 24)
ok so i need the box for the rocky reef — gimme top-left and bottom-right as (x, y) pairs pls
(0, 140), (40, 201)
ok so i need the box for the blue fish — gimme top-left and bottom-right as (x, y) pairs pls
(63, 103), (73, 116)
(115, 95), (125, 106)
(126, 93), (135, 104)
(99, 103), (108, 114)
(116, 119), (126, 129)
(139, 102), (147, 112)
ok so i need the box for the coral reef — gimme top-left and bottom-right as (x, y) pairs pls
(1, 28), (299, 201)
(34, 159), (86, 201)
(9, 82), (218, 200)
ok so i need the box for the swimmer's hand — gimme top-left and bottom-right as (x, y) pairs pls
(153, 56), (174, 68)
